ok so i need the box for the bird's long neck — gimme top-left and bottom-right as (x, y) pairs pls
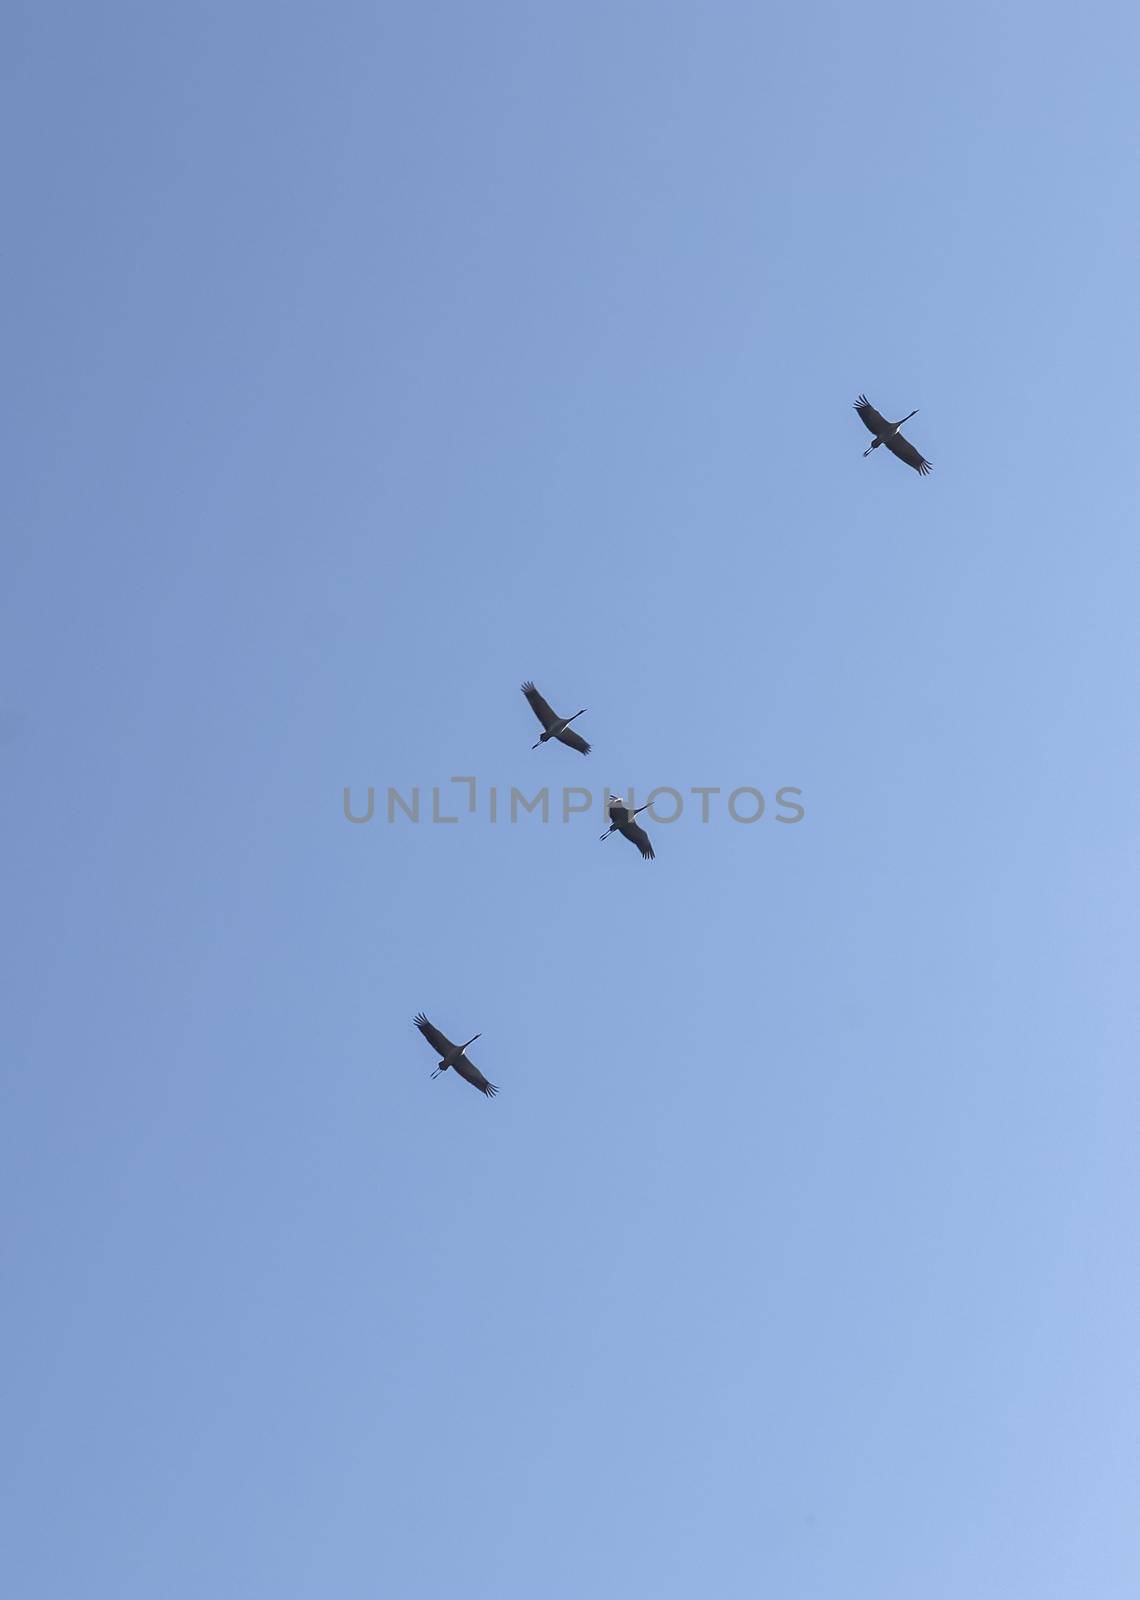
(898, 409), (918, 426)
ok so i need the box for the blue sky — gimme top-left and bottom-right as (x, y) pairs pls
(4, 3), (1140, 1595)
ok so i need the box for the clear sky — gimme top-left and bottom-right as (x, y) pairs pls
(4, 4), (1140, 1596)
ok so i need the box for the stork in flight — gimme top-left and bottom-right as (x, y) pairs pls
(854, 395), (932, 476)
(600, 799), (655, 860)
(413, 1014), (498, 1097)
(521, 681), (590, 755)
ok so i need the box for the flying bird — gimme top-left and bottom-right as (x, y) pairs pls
(600, 799), (655, 860)
(413, 1014), (498, 1097)
(854, 395), (932, 476)
(522, 681), (590, 755)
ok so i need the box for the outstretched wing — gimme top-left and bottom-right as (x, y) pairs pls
(885, 431), (933, 476)
(521, 681), (558, 731)
(854, 395), (888, 437)
(413, 1013), (455, 1059)
(621, 821), (655, 860)
(453, 1055), (498, 1097)
(556, 726), (591, 756)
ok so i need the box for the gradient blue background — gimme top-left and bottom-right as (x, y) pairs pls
(5, 4), (1140, 1596)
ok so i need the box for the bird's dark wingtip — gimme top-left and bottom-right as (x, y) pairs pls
(413, 1012), (429, 1029)
(484, 1082), (498, 1098)
(521, 680), (535, 694)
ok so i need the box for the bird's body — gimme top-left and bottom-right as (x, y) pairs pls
(522, 681), (591, 755)
(413, 1013), (498, 1097)
(854, 395), (932, 476)
(600, 800), (655, 860)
